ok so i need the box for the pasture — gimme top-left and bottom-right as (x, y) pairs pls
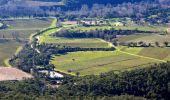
(40, 36), (110, 48)
(38, 19), (110, 48)
(0, 18), (52, 66)
(67, 22), (168, 33)
(4, 18), (53, 29)
(51, 51), (160, 75)
(117, 34), (170, 45)
(0, 41), (20, 65)
(120, 46), (170, 60)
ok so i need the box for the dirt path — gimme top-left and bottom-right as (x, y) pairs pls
(117, 48), (166, 62)
(101, 39), (166, 63)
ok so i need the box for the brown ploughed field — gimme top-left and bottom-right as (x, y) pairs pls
(0, 67), (33, 81)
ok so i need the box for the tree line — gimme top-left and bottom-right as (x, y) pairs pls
(3, 60), (170, 99)
(59, 62), (170, 99)
(54, 28), (153, 42)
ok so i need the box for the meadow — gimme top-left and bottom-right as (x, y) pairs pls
(120, 46), (170, 60)
(117, 34), (170, 45)
(51, 51), (160, 75)
(40, 36), (110, 48)
(35, 18), (170, 75)
(66, 22), (168, 33)
(38, 20), (110, 48)
(0, 18), (52, 66)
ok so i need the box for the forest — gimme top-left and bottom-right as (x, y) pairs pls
(1, 61), (170, 99)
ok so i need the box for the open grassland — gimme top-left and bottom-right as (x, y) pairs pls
(40, 36), (110, 48)
(0, 30), (39, 39)
(4, 18), (53, 29)
(120, 46), (170, 60)
(51, 51), (160, 75)
(111, 25), (168, 32)
(38, 19), (110, 48)
(0, 41), (20, 65)
(0, 18), (52, 66)
(67, 24), (168, 32)
(118, 34), (170, 44)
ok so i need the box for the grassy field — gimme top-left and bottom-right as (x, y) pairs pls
(35, 19), (170, 75)
(51, 51), (160, 75)
(117, 34), (170, 45)
(0, 18), (52, 66)
(40, 36), (110, 48)
(0, 30), (39, 39)
(67, 24), (168, 33)
(38, 19), (111, 48)
(4, 18), (52, 29)
(0, 41), (20, 65)
(111, 25), (168, 32)
(120, 46), (170, 60)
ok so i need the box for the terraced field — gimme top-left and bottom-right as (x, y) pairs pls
(51, 51), (160, 75)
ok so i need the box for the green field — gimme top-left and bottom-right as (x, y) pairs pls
(118, 34), (170, 45)
(4, 19), (53, 29)
(111, 25), (167, 32)
(67, 23), (168, 33)
(0, 40), (20, 65)
(120, 46), (170, 60)
(51, 51), (161, 75)
(0, 18), (52, 66)
(37, 19), (169, 75)
(38, 19), (111, 48)
(40, 36), (110, 48)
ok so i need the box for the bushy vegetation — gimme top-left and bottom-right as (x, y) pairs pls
(1, 62), (170, 99)
(55, 28), (153, 42)
(59, 62), (170, 99)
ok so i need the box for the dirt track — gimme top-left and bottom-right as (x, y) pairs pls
(0, 67), (33, 81)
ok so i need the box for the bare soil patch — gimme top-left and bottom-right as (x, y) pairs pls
(0, 67), (33, 81)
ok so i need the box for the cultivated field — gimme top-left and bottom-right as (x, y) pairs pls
(4, 18), (53, 29)
(0, 67), (32, 81)
(35, 18), (170, 76)
(51, 51), (160, 75)
(38, 20), (110, 48)
(40, 36), (110, 48)
(117, 34), (170, 44)
(0, 18), (52, 65)
(120, 46), (170, 60)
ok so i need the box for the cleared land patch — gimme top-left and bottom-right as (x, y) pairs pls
(0, 41), (20, 65)
(120, 47), (170, 60)
(40, 36), (110, 48)
(51, 51), (160, 75)
(118, 34), (170, 44)
(0, 67), (32, 81)
(0, 18), (52, 66)
(4, 18), (52, 29)
(38, 20), (110, 48)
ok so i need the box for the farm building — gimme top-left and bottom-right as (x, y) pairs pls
(112, 22), (124, 26)
(38, 70), (64, 79)
(79, 20), (107, 26)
